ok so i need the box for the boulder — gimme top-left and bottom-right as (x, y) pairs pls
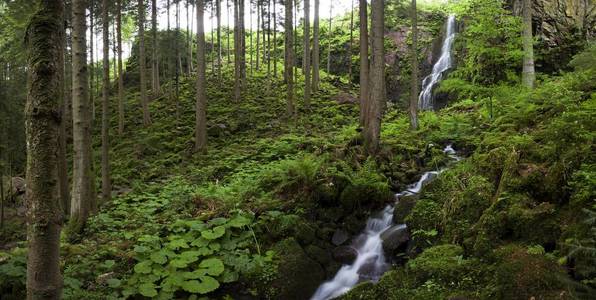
(380, 224), (410, 253)
(331, 229), (350, 246)
(271, 238), (325, 300)
(332, 246), (358, 264)
(393, 194), (419, 224)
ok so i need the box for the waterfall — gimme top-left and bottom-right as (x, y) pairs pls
(418, 15), (457, 110)
(311, 145), (461, 300)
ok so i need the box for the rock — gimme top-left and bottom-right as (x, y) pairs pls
(11, 177), (25, 195)
(305, 245), (332, 267)
(333, 92), (358, 105)
(207, 123), (228, 137)
(331, 229), (350, 246)
(332, 246), (358, 264)
(380, 224), (410, 253)
(393, 194), (419, 224)
(271, 238), (325, 300)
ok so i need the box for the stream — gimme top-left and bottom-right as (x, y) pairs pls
(311, 145), (460, 300)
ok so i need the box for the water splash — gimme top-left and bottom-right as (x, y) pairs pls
(418, 15), (457, 110)
(311, 145), (460, 300)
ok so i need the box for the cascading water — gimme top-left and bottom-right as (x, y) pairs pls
(418, 15), (457, 110)
(311, 145), (460, 300)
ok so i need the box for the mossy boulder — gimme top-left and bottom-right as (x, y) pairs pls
(493, 244), (571, 299)
(270, 238), (326, 300)
(407, 244), (471, 285)
(394, 194), (419, 224)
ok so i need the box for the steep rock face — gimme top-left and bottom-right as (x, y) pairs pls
(510, 0), (596, 72)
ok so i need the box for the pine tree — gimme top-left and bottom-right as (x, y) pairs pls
(364, 0), (384, 155)
(522, 0), (535, 88)
(285, 0), (295, 116)
(409, 0), (418, 130)
(101, 0), (111, 203)
(303, 0), (311, 108)
(25, 0), (65, 297)
(359, 0), (369, 126)
(196, 0), (208, 152)
(138, 0), (152, 126)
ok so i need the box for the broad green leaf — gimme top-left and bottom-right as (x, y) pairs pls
(106, 278), (121, 288)
(138, 282), (158, 297)
(103, 260), (116, 269)
(134, 261), (153, 274)
(169, 259), (189, 268)
(181, 276), (220, 294)
(227, 215), (251, 228)
(201, 226), (225, 240)
(191, 237), (209, 247)
(179, 251), (201, 264)
(199, 258), (224, 276)
(208, 217), (228, 226)
(220, 270), (239, 283)
(167, 238), (189, 250)
(134, 245), (149, 253)
(150, 251), (168, 264)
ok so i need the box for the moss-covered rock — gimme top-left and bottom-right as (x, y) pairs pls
(270, 238), (326, 300)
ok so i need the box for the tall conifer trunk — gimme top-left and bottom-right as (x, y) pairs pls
(25, 1), (64, 297)
(359, 0), (369, 126)
(409, 0), (418, 130)
(364, 0), (384, 155)
(138, 0), (152, 125)
(312, 0), (320, 92)
(285, 0), (294, 116)
(152, 0), (160, 93)
(117, 0), (125, 134)
(303, 0), (311, 108)
(196, 0), (208, 153)
(101, 0), (111, 203)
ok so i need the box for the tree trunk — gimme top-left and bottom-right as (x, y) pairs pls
(312, 0), (320, 92)
(175, 1), (180, 118)
(303, 0), (311, 108)
(256, 1), (260, 71)
(234, 0), (242, 101)
(217, 0), (222, 77)
(285, 0), (295, 116)
(25, 1), (64, 298)
(101, 0), (111, 203)
(364, 0), (384, 155)
(359, 0), (369, 126)
(240, 0), (246, 81)
(152, 0), (160, 93)
(227, 0), (231, 62)
(522, 0), (535, 89)
(187, 0), (193, 75)
(117, 0), (125, 134)
(90, 0), (95, 121)
(58, 6), (69, 216)
(139, 0), (152, 125)
(348, 0), (354, 84)
(266, 0), (271, 79)
(195, 0), (208, 153)
(70, 0), (95, 235)
(273, 0), (277, 77)
(327, 3), (332, 73)
(409, 0), (418, 130)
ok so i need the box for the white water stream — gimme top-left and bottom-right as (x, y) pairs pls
(311, 145), (460, 300)
(418, 15), (457, 110)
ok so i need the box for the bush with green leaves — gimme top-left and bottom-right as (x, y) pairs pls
(122, 212), (274, 298)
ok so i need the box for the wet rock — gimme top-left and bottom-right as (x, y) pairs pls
(332, 246), (358, 264)
(305, 245), (332, 267)
(380, 225), (410, 253)
(332, 229), (350, 246)
(271, 238), (325, 300)
(393, 194), (419, 224)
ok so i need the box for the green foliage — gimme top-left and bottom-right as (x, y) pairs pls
(122, 212), (274, 298)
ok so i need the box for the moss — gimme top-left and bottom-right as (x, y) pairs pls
(493, 245), (571, 300)
(407, 244), (470, 285)
(270, 238), (326, 300)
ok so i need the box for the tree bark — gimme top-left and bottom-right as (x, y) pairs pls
(273, 0), (277, 77)
(285, 0), (295, 116)
(117, 0), (125, 134)
(25, 1), (64, 297)
(256, 1), (261, 71)
(70, 0), (95, 235)
(348, 0), (354, 84)
(409, 0), (418, 130)
(90, 0), (95, 121)
(327, 3), (332, 74)
(101, 0), (111, 203)
(522, 0), (535, 89)
(217, 0), (222, 77)
(312, 0), (320, 92)
(364, 0), (384, 155)
(58, 7), (69, 216)
(152, 0), (161, 93)
(139, 0), (152, 126)
(195, 0), (208, 153)
(359, 0), (369, 127)
(303, 0), (311, 108)
(234, 0), (242, 101)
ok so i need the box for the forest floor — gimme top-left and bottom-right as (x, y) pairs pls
(1, 62), (595, 299)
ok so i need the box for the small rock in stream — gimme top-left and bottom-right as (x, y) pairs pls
(380, 224), (410, 253)
(332, 246), (358, 264)
(331, 229), (350, 246)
